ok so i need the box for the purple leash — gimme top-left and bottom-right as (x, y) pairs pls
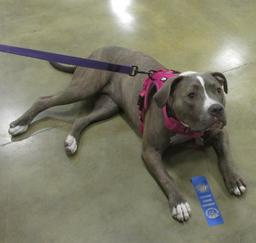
(0, 44), (149, 76)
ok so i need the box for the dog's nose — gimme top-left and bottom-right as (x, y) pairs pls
(208, 104), (224, 116)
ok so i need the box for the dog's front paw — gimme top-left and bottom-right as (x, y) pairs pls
(171, 202), (191, 222)
(64, 135), (77, 155)
(224, 172), (247, 197)
(169, 194), (191, 222)
(8, 124), (29, 136)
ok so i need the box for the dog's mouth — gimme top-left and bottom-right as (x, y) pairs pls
(189, 116), (226, 132)
(208, 117), (225, 130)
(207, 117), (225, 131)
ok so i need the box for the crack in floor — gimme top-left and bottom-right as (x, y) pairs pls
(0, 127), (56, 147)
(223, 62), (255, 73)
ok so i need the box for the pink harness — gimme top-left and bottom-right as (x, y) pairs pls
(138, 70), (204, 138)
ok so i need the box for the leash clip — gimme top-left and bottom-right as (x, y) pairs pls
(129, 65), (139, 76)
(130, 65), (156, 79)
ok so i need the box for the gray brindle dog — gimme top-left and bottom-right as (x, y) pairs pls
(8, 46), (246, 222)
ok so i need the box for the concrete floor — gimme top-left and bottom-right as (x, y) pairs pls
(0, 0), (256, 242)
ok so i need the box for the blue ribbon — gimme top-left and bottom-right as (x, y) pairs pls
(191, 176), (224, 226)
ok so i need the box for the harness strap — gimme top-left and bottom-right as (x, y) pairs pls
(138, 70), (177, 133)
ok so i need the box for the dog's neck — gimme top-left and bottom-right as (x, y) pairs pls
(166, 105), (190, 128)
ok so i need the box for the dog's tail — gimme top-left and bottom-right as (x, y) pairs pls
(49, 62), (76, 73)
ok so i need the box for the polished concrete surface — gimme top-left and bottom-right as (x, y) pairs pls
(0, 1), (256, 242)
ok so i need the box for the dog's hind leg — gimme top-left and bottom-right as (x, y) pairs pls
(8, 70), (111, 136)
(64, 94), (119, 155)
(8, 89), (85, 136)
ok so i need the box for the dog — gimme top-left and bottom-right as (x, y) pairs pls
(8, 46), (246, 222)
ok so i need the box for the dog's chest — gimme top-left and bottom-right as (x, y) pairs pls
(169, 134), (204, 146)
(169, 134), (193, 144)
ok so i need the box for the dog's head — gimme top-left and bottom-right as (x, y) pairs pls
(154, 71), (228, 132)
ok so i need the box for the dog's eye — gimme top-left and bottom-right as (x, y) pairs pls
(216, 87), (222, 94)
(187, 92), (196, 99)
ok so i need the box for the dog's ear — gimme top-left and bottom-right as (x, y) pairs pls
(154, 76), (183, 108)
(211, 72), (228, 94)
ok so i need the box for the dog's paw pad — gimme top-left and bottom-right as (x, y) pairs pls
(64, 135), (77, 155)
(172, 202), (191, 222)
(8, 125), (28, 136)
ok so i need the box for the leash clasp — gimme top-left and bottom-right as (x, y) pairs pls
(129, 65), (139, 76)
(130, 65), (156, 79)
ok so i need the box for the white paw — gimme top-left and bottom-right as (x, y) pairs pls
(233, 185), (246, 196)
(8, 125), (28, 136)
(172, 202), (191, 222)
(64, 135), (77, 154)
